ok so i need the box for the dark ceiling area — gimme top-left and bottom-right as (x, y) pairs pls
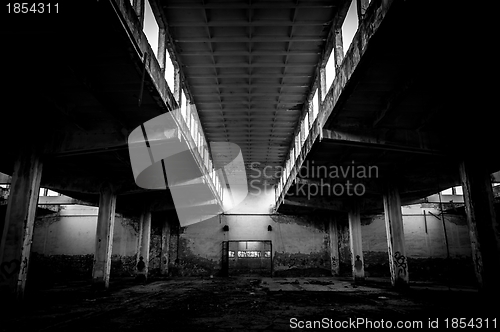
(161, 0), (342, 185)
(0, 0), (497, 215)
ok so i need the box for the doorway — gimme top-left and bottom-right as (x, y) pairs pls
(222, 240), (272, 276)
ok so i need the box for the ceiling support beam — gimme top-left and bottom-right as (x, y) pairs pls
(175, 36), (326, 43)
(45, 129), (131, 157)
(283, 197), (345, 212)
(168, 20), (330, 27)
(38, 195), (97, 206)
(184, 63), (315, 68)
(321, 129), (446, 156)
(191, 83), (309, 89)
(163, 2), (337, 9)
(186, 73), (312, 79)
(275, 0), (397, 211)
(180, 50), (318, 56)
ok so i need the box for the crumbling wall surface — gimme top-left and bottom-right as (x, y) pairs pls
(165, 213), (332, 277)
(30, 206), (140, 283)
(111, 215), (140, 277)
(147, 220), (163, 277)
(168, 216), (223, 277)
(270, 214), (331, 277)
(336, 217), (352, 277)
(29, 252), (94, 288)
(361, 204), (474, 282)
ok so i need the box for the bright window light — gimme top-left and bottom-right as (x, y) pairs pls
(49, 190), (60, 196)
(312, 88), (319, 122)
(324, 53), (336, 98)
(341, 0), (358, 54)
(143, 0), (159, 58)
(442, 188), (453, 195)
(165, 52), (175, 94)
(181, 90), (187, 119)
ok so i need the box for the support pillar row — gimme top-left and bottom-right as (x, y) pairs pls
(92, 185), (116, 289)
(459, 161), (500, 294)
(349, 202), (365, 281)
(0, 145), (43, 301)
(383, 184), (409, 288)
(160, 219), (170, 276)
(136, 209), (152, 279)
(328, 217), (340, 276)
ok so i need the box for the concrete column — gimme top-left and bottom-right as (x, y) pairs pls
(0, 145), (42, 301)
(328, 217), (340, 276)
(459, 161), (500, 293)
(173, 67), (181, 105)
(318, 66), (326, 102)
(132, 0), (145, 28)
(157, 28), (167, 75)
(383, 184), (409, 288)
(348, 202), (365, 281)
(333, 28), (344, 71)
(160, 219), (170, 275)
(357, 0), (370, 21)
(136, 208), (152, 278)
(92, 185), (116, 289)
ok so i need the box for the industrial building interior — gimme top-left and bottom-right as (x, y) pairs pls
(1, 0), (498, 330)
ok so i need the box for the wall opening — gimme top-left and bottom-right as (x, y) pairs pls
(312, 88), (319, 122)
(180, 89), (187, 119)
(324, 53), (336, 99)
(39, 188), (60, 196)
(143, 0), (159, 58)
(224, 240), (272, 276)
(341, 0), (358, 54)
(165, 51), (176, 94)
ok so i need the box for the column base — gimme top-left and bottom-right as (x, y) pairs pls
(91, 279), (109, 291)
(392, 279), (409, 291)
(353, 276), (366, 284)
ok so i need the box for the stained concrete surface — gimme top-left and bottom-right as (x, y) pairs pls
(2, 277), (496, 331)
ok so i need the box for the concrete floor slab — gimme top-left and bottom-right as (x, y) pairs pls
(1, 277), (496, 331)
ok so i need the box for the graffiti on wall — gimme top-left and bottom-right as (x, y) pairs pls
(0, 259), (20, 281)
(393, 251), (408, 279)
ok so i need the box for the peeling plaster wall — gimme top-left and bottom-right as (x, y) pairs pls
(151, 195), (474, 280)
(162, 213), (331, 277)
(30, 205), (139, 284)
(336, 217), (353, 277)
(360, 204), (474, 283)
(162, 189), (332, 277)
(27, 197), (475, 283)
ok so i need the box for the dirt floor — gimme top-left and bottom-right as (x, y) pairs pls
(2, 277), (498, 331)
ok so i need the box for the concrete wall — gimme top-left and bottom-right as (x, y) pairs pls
(30, 205), (139, 285)
(25, 192), (475, 284)
(159, 213), (331, 277)
(360, 203), (474, 283)
(153, 189), (332, 277)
